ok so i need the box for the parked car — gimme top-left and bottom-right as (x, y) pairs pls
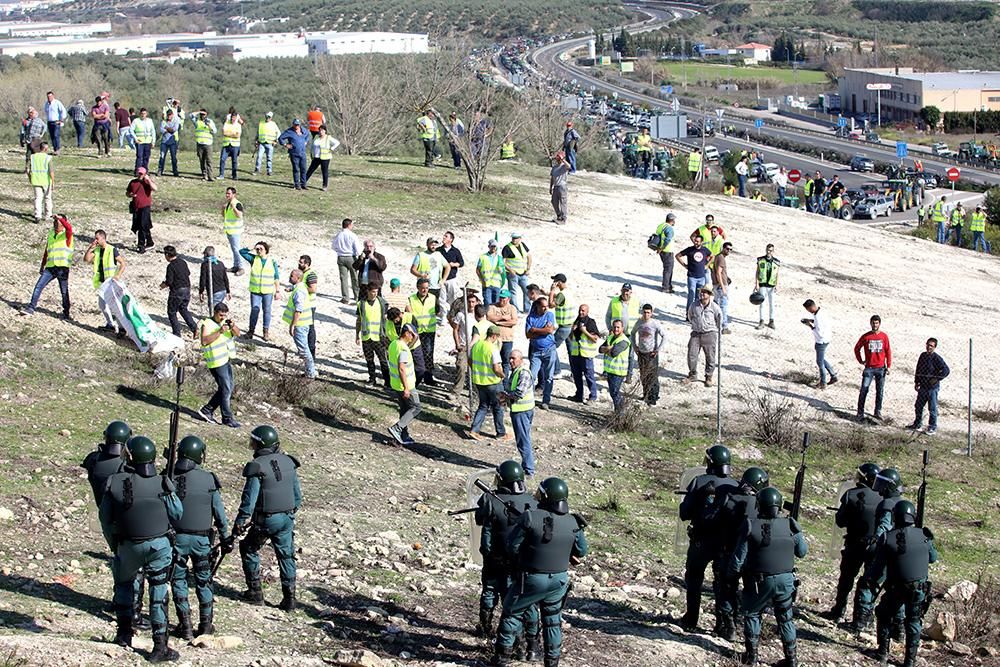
(849, 155), (875, 172)
(755, 162), (780, 182)
(854, 195), (894, 219)
(931, 142), (956, 158)
(703, 145), (720, 163)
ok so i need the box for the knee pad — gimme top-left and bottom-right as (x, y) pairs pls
(774, 602), (794, 625)
(147, 566), (170, 587)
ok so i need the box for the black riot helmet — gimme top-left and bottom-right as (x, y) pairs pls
(249, 424), (279, 449)
(856, 462), (881, 488)
(103, 420), (132, 455)
(892, 500), (917, 527)
(178, 435), (206, 464)
(495, 460), (526, 494)
(536, 477), (569, 515)
(704, 444), (732, 476)
(873, 468), (902, 497)
(756, 486), (783, 519)
(125, 435), (157, 465)
(740, 467), (769, 493)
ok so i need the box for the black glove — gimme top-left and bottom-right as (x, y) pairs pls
(232, 523), (245, 538)
(220, 536), (235, 555)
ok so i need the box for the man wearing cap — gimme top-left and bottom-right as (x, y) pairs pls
(190, 108), (217, 181)
(502, 349), (536, 477)
(600, 319), (631, 412)
(526, 295), (558, 410)
(387, 324), (421, 445)
(631, 304), (665, 405)
(487, 289), (518, 377)
(712, 242), (733, 334)
(157, 109), (181, 177)
(605, 283), (641, 381)
(654, 213), (677, 293)
(126, 167), (157, 253)
(685, 286), (722, 387)
(411, 237), (447, 311)
(470, 326), (508, 441)
(384, 278), (409, 313)
(549, 152), (571, 224)
(407, 278), (438, 386)
(501, 233), (532, 312)
(278, 119), (310, 190)
(451, 291), (481, 391)
(567, 304), (601, 403)
(563, 121), (580, 172)
(477, 239), (506, 306)
(548, 273), (574, 376)
(254, 112), (280, 176)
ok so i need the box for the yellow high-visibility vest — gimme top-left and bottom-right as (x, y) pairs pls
(248, 255), (277, 295)
(687, 151), (702, 173)
(509, 367), (535, 413)
(223, 199), (243, 236)
(417, 115), (435, 140)
(29, 152), (51, 187)
(504, 242), (528, 275)
(314, 135), (337, 160)
(554, 289), (574, 327)
(257, 120), (279, 144)
(386, 314), (422, 349)
(931, 201), (946, 223)
(222, 119), (242, 147)
(471, 339), (501, 386)
(568, 330), (599, 358)
(358, 298), (384, 342)
(282, 283), (313, 327)
(970, 212), (987, 232)
(132, 119), (154, 144)
(602, 334), (630, 376)
(408, 293), (437, 333)
(478, 253), (503, 288)
(92, 245), (117, 288)
(388, 339), (415, 391)
(637, 134), (653, 153)
(200, 318), (231, 369)
(194, 119), (214, 146)
(301, 268), (317, 309)
(45, 229), (73, 268)
(609, 296), (641, 334)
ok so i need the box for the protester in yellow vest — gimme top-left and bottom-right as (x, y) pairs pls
(567, 303), (601, 402)
(477, 239), (506, 306)
(254, 111), (280, 176)
(83, 229), (126, 332)
(654, 213), (677, 293)
(502, 349), (536, 476)
(407, 278), (438, 386)
(283, 269), (316, 379)
(469, 327), (509, 442)
(637, 128), (653, 178)
(970, 205), (990, 253)
(298, 254), (319, 358)
(687, 148), (702, 180)
(305, 125), (341, 191)
(28, 140), (54, 222)
(21, 214), (74, 319)
(197, 302), (240, 427)
(751, 189), (764, 202)
(417, 110), (439, 167)
(222, 186), (245, 275)
(931, 196), (948, 244)
(387, 324), (421, 445)
(723, 183), (736, 196)
(948, 203), (966, 247)
(502, 233), (532, 312)
(386, 306), (425, 379)
(500, 140), (516, 160)
(129, 107), (156, 173)
(218, 108), (243, 181)
(190, 108), (217, 181)
(239, 241), (280, 341)
(355, 284), (390, 385)
(600, 319), (630, 412)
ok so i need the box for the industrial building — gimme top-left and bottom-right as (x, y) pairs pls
(838, 67), (1000, 121)
(0, 28), (429, 60)
(0, 20), (110, 38)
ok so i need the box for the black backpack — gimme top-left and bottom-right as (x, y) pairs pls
(647, 232), (662, 251)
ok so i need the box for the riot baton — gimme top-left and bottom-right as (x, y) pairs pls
(447, 506), (478, 516)
(915, 449), (929, 528)
(473, 479), (523, 517)
(166, 362), (185, 479)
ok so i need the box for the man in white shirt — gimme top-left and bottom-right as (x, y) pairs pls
(774, 167), (789, 207)
(735, 158), (749, 198)
(802, 299), (838, 389)
(43, 91), (67, 154)
(331, 217), (363, 304)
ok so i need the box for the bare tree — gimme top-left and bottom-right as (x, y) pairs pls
(0, 63), (105, 125)
(397, 41), (470, 115)
(314, 54), (405, 155)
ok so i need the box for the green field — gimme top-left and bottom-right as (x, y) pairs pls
(649, 61), (830, 85)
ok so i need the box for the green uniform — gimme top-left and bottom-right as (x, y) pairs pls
(864, 524), (938, 667)
(170, 458), (230, 628)
(856, 493), (903, 619)
(728, 514), (807, 661)
(496, 508), (588, 660)
(235, 446), (302, 601)
(707, 485), (758, 624)
(678, 472), (737, 627)
(474, 489), (537, 635)
(831, 483), (881, 621)
(99, 466), (183, 643)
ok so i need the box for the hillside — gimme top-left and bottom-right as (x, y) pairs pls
(0, 146), (997, 666)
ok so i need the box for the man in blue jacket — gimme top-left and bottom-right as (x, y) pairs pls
(278, 119), (309, 190)
(908, 337), (949, 435)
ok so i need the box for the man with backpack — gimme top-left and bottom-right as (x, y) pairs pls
(650, 213), (676, 293)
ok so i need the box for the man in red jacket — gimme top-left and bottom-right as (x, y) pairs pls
(853, 314), (891, 422)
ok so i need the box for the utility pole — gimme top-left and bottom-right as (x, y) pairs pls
(699, 94), (707, 190)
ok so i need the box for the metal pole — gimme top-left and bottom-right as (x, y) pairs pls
(968, 337), (973, 457)
(464, 282), (473, 418)
(716, 320), (722, 443)
(206, 254), (214, 317)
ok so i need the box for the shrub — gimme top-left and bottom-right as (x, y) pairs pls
(577, 148), (623, 175)
(666, 156), (694, 189)
(745, 384), (801, 449)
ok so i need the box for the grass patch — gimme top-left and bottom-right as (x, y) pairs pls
(631, 61), (830, 86)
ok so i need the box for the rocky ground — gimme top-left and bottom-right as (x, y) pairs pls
(0, 146), (996, 666)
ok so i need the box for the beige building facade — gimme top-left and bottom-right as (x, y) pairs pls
(838, 67), (1000, 121)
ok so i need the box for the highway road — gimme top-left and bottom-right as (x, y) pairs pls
(529, 2), (1000, 188)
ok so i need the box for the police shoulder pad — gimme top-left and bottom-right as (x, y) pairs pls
(572, 512), (588, 529)
(789, 518), (802, 534)
(287, 454), (301, 469)
(161, 475), (176, 493)
(922, 527), (935, 540)
(242, 461), (262, 478)
(81, 451), (97, 470)
(210, 472), (222, 491)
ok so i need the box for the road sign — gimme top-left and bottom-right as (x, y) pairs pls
(837, 116), (847, 128)
(754, 119), (764, 129)
(787, 169), (802, 184)
(715, 109), (725, 121)
(671, 98), (680, 112)
(947, 167), (961, 182)
(896, 141), (908, 158)
(866, 83), (892, 91)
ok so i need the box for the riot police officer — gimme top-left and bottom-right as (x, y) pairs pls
(474, 460), (537, 646)
(854, 467), (904, 631)
(99, 436), (183, 662)
(234, 424), (301, 611)
(861, 501), (938, 667)
(169, 435), (232, 639)
(709, 466), (769, 640)
(678, 444), (737, 631)
(493, 477), (588, 667)
(822, 462), (881, 624)
(729, 487), (807, 667)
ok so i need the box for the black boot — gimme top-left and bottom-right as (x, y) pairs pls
(849, 608), (873, 633)
(148, 631), (179, 663)
(776, 642), (797, 667)
(740, 641), (758, 666)
(172, 611), (193, 640)
(891, 617), (904, 642)
(113, 610), (133, 647)
(875, 640), (890, 667)
(902, 642), (919, 667)
(543, 658), (559, 667)
(195, 609), (214, 637)
(133, 613), (151, 631)
(819, 604), (845, 621)
(678, 610), (699, 632)
(716, 613), (735, 641)
(241, 579), (264, 606)
(475, 608), (494, 638)
(525, 633), (542, 662)
(278, 583), (297, 612)
(492, 644), (513, 667)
